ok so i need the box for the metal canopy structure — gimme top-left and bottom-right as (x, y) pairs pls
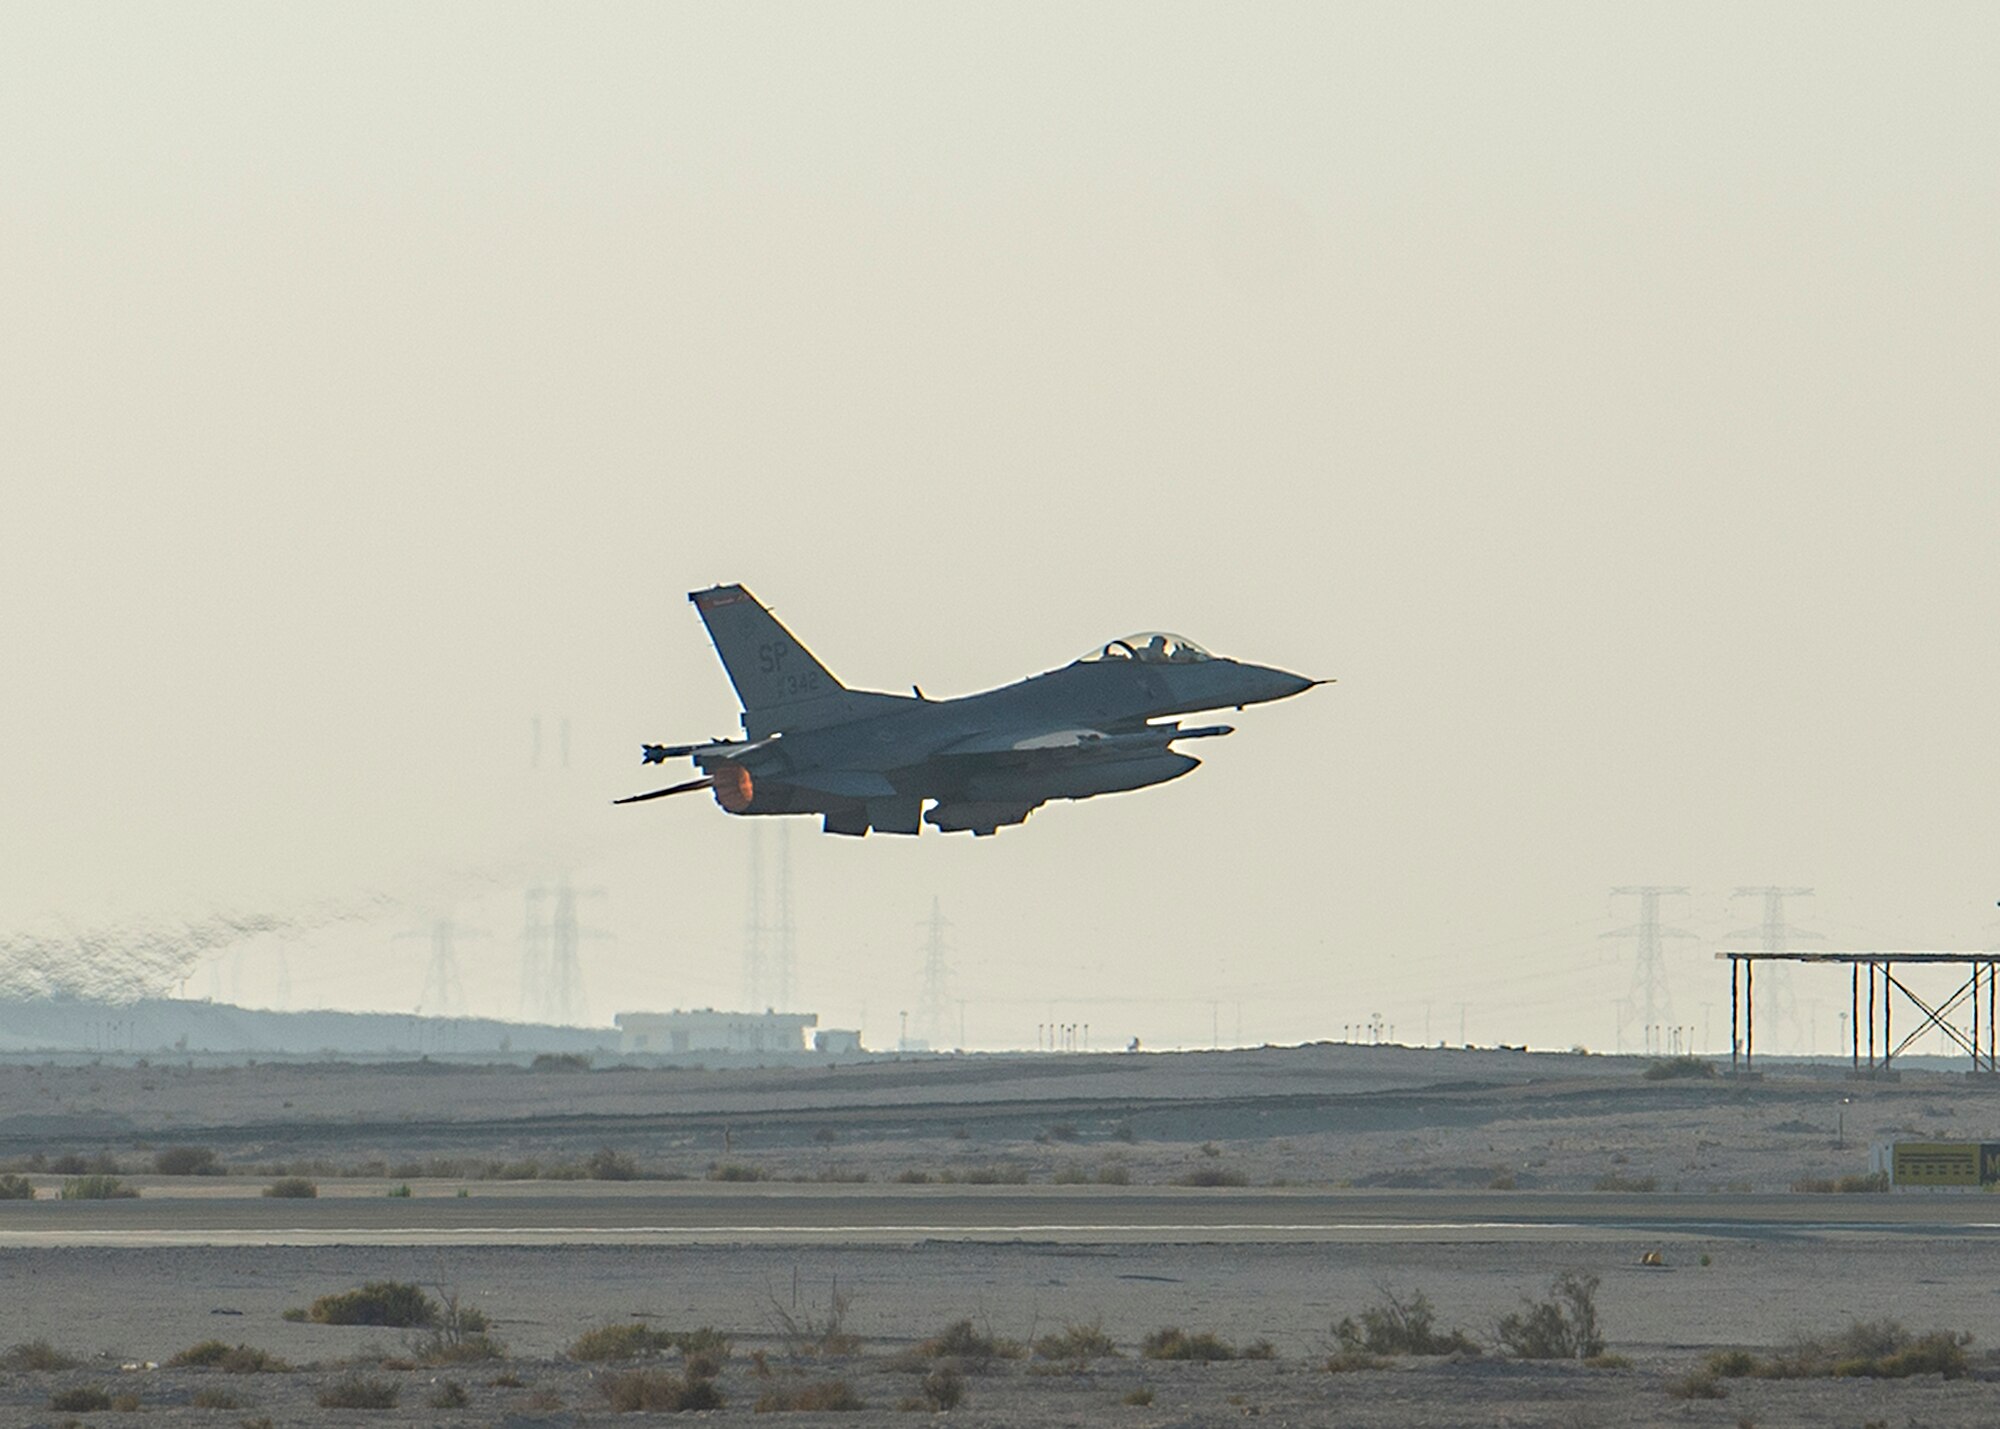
(1719, 951), (2000, 1075)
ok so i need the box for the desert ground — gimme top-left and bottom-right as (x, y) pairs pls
(4, 1043), (2000, 1425)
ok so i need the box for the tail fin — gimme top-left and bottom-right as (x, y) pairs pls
(689, 585), (903, 738)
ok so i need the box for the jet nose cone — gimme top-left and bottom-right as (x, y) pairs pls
(1237, 664), (1320, 704)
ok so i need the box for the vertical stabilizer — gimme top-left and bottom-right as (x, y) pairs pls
(690, 585), (895, 737)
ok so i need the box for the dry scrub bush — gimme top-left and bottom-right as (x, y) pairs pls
(0, 1173), (34, 1199)
(1334, 1287), (1479, 1357)
(910, 1318), (1021, 1371)
(1121, 1386), (1155, 1405)
(154, 1145), (222, 1176)
(1791, 1173), (1889, 1194)
(1712, 1320), (1969, 1380)
(920, 1365), (966, 1410)
(1034, 1321), (1119, 1363)
(316, 1376), (399, 1409)
(50, 1386), (112, 1412)
(1641, 1056), (1716, 1080)
(765, 1281), (861, 1358)
(1173, 1165), (1249, 1188)
(263, 1177), (317, 1198)
(601, 1370), (723, 1412)
(191, 1388), (243, 1409)
(1666, 1370), (1728, 1399)
(753, 1378), (866, 1412)
(428, 1380), (470, 1409)
(1, 1340), (78, 1371)
(167, 1341), (290, 1373)
(1496, 1271), (1604, 1360)
(1142, 1328), (1235, 1361)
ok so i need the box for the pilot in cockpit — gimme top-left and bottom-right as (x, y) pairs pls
(1143, 635), (1170, 663)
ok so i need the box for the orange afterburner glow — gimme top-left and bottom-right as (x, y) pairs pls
(712, 763), (754, 812)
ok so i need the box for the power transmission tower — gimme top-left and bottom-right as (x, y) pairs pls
(399, 916), (478, 1018)
(520, 878), (607, 1024)
(772, 826), (796, 1011)
(1728, 887), (1818, 1054)
(1603, 887), (1696, 1055)
(743, 827), (767, 1010)
(917, 898), (952, 1049)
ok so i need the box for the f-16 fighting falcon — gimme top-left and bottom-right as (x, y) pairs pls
(617, 585), (1328, 836)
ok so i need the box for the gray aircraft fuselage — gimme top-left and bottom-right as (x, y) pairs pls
(619, 585), (1323, 836)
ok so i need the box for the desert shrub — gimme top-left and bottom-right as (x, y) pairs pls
(1035, 1321), (1119, 1362)
(921, 1365), (965, 1410)
(1096, 1163), (1132, 1185)
(429, 1380), (470, 1408)
(1642, 1056), (1716, 1080)
(1, 1339), (78, 1371)
(386, 1182), (412, 1197)
(1242, 1339), (1277, 1359)
(112, 1390), (141, 1411)
(1666, 1370), (1728, 1398)
(709, 1162), (770, 1182)
(531, 1052), (591, 1071)
(1793, 1172), (1890, 1194)
(764, 1282), (861, 1358)
(1173, 1165), (1249, 1188)
(1334, 1287), (1479, 1357)
(1752, 1320), (1970, 1380)
(587, 1147), (640, 1180)
(1052, 1165), (1093, 1185)
(50, 1386), (112, 1411)
(154, 1145), (222, 1176)
(1142, 1327), (1235, 1361)
(916, 1312), (1024, 1368)
(59, 1174), (136, 1199)
(1592, 1174), (1658, 1193)
(263, 1177), (318, 1198)
(754, 1378), (865, 1412)
(300, 1281), (437, 1327)
(949, 1164), (1029, 1185)
(569, 1324), (682, 1362)
(1121, 1386), (1154, 1405)
(316, 1376), (399, 1408)
(1326, 1349), (1391, 1372)
(1496, 1271), (1604, 1360)
(894, 1169), (932, 1184)
(602, 1370), (722, 1412)
(0, 1173), (34, 1199)
(191, 1388), (243, 1408)
(48, 1152), (119, 1175)
(411, 1287), (501, 1364)
(167, 1341), (290, 1372)
(1704, 1348), (1759, 1377)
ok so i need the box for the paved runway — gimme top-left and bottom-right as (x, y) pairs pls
(6, 1185), (1997, 1247)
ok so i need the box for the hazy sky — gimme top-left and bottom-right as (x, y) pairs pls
(4, 4), (1997, 1053)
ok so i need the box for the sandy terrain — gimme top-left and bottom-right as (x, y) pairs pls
(3, 1044), (1999, 1424)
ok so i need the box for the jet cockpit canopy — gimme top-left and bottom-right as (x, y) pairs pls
(1081, 632), (1213, 665)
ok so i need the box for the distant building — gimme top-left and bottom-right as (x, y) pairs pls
(613, 1008), (817, 1056)
(813, 1028), (863, 1054)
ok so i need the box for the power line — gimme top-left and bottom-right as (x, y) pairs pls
(1603, 886), (1696, 1055)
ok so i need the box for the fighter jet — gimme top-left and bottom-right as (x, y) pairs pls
(618, 584), (1326, 836)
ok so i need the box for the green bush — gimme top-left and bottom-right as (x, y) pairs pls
(316, 1376), (399, 1408)
(0, 1173), (34, 1200)
(154, 1145), (222, 1176)
(263, 1177), (318, 1198)
(299, 1281), (437, 1327)
(1743, 1319), (1972, 1380)
(1334, 1287), (1479, 1357)
(708, 1162), (770, 1182)
(1141, 1327), (1235, 1361)
(59, 1174), (136, 1199)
